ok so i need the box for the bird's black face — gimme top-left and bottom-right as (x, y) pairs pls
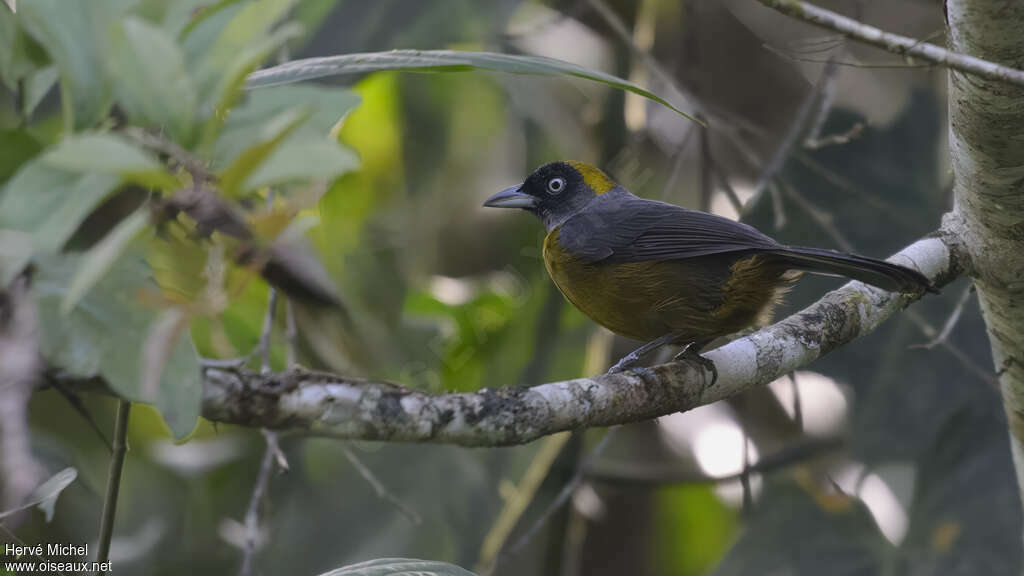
(484, 162), (605, 231)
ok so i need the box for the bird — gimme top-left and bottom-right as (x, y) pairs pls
(483, 161), (935, 376)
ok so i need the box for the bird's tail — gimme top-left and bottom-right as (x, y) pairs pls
(766, 246), (936, 293)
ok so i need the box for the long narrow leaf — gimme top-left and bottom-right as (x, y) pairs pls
(246, 49), (699, 123)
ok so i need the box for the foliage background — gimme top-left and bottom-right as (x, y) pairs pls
(0, 0), (1018, 575)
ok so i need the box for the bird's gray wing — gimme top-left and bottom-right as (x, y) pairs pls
(557, 188), (780, 264)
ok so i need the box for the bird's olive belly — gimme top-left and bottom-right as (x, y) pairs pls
(543, 239), (786, 343)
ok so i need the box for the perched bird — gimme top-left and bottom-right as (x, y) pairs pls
(484, 161), (934, 374)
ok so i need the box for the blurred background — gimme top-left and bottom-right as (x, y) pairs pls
(10, 0), (1021, 574)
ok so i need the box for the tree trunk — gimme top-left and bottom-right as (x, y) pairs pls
(947, 0), (1024, 537)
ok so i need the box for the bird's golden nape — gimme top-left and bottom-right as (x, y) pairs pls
(566, 161), (615, 195)
(486, 161), (936, 374)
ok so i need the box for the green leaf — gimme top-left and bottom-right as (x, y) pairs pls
(0, 161), (120, 253)
(22, 65), (58, 117)
(108, 17), (196, 145)
(18, 0), (114, 130)
(218, 106), (311, 196)
(0, 229), (32, 287)
(204, 0), (298, 71)
(0, 3), (48, 92)
(214, 84), (360, 167)
(43, 133), (178, 190)
(0, 468), (77, 522)
(35, 253), (202, 438)
(0, 3), (25, 91)
(62, 206), (151, 313)
(317, 558), (477, 576)
(246, 138), (358, 190)
(175, 0), (242, 39)
(0, 128), (44, 185)
(246, 49), (699, 123)
(0, 5), (17, 89)
(196, 22), (304, 151)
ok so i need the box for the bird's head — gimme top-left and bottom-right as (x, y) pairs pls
(483, 161), (617, 231)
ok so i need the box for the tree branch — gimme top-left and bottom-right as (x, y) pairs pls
(755, 0), (1024, 87)
(194, 223), (967, 446)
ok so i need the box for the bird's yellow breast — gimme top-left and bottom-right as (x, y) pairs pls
(542, 227), (790, 343)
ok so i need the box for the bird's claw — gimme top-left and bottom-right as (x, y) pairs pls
(673, 343), (718, 385)
(606, 352), (641, 374)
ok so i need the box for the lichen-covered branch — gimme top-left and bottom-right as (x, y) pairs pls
(945, 0), (1024, 526)
(199, 226), (967, 446)
(755, 0), (1024, 87)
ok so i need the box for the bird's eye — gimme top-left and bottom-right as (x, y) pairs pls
(547, 177), (566, 194)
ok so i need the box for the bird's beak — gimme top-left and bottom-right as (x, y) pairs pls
(483, 186), (536, 209)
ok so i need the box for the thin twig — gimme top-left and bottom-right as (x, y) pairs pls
(769, 181), (788, 230)
(763, 43), (937, 70)
(51, 385), (113, 453)
(804, 122), (865, 150)
(698, 125), (713, 212)
(260, 190), (278, 375)
(341, 446), (421, 525)
(499, 427), (619, 562)
(259, 289), (278, 374)
(95, 399), (131, 568)
(122, 127), (213, 183)
(802, 46), (840, 146)
(661, 124), (700, 201)
(707, 155), (744, 214)
(240, 279), (289, 576)
(586, 0), (700, 117)
(740, 429), (753, 516)
(238, 429), (279, 576)
(477, 432), (573, 574)
(584, 435), (845, 485)
(789, 373), (803, 431)
(911, 283), (974, 350)
(284, 300), (297, 368)
(749, 56), (839, 208)
(777, 178), (854, 252)
(756, 0), (1024, 87)
(904, 309), (997, 390)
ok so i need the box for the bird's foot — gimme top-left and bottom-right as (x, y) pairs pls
(606, 351), (642, 374)
(672, 343), (718, 386)
(606, 331), (685, 374)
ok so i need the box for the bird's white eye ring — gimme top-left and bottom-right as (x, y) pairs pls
(547, 177), (566, 194)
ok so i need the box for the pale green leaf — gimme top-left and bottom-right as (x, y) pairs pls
(18, 0), (113, 129)
(22, 65), (57, 117)
(0, 468), (77, 522)
(205, 0), (298, 71)
(317, 558), (477, 576)
(197, 22), (303, 151)
(0, 161), (119, 253)
(246, 49), (698, 123)
(0, 229), (32, 287)
(246, 138), (358, 190)
(214, 84), (360, 167)
(61, 207), (152, 313)
(43, 133), (178, 190)
(173, 0), (241, 39)
(35, 253), (202, 438)
(108, 17), (197, 144)
(218, 106), (311, 197)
